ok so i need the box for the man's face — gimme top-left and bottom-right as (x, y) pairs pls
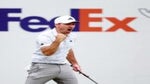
(56, 22), (76, 35)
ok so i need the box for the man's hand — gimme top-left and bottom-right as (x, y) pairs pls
(56, 33), (67, 42)
(72, 64), (81, 72)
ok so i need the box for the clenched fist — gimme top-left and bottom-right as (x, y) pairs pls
(55, 33), (67, 42)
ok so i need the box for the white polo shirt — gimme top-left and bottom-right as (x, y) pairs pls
(31, 28), (77, 64)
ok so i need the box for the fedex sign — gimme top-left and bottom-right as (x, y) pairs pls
(0, 8), (137, 32)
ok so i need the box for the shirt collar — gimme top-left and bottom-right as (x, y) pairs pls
(52, 28), (57, 36)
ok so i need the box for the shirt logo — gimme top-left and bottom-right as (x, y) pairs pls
(69, 40), (72, 42)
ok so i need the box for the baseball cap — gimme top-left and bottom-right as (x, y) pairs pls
(54, 15), (78, 24)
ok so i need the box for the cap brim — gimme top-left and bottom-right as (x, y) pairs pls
(64, 21), (79, 24)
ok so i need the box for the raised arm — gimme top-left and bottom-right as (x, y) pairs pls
(40, 33), (66, 56)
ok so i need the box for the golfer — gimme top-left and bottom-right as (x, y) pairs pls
(25, 15), (81, 84)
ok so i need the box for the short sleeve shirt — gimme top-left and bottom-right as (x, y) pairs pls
(31, 28), (77, 64)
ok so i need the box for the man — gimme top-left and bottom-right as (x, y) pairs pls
(25, 15), (81, 84)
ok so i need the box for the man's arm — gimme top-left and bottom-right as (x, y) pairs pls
(67, 49), (81, 71)
(41, 33), (66, 56)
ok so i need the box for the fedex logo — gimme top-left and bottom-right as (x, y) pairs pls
(0, 8), (137, 32)
(71, 9), (137, 32)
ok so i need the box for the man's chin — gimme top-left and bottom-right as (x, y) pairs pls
(62, 32), (70, 35)
(65, 32), (70, 34)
